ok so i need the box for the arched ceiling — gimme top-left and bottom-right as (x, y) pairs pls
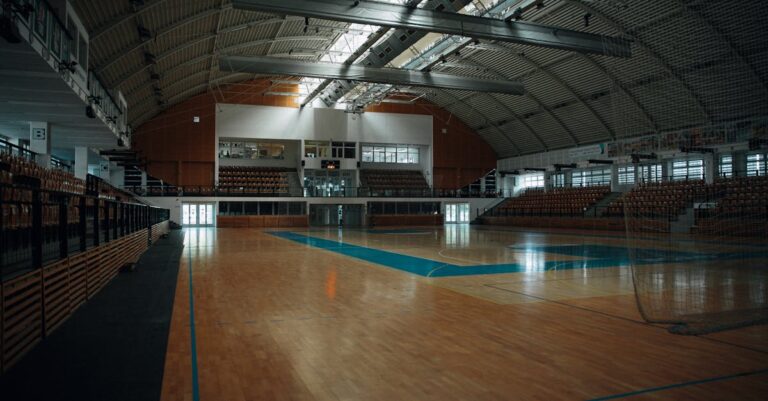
(71, 0), (768, 158)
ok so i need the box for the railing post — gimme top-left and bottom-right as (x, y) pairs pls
(59, 197), (68, 259)
(31, 189), (42, 269)
(93, 198), (100, 247)
(79, 196), (86, 251)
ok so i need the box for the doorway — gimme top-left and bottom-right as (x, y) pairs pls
(309, 204), (364, 227)
(182, 203), (215, 226)
(445, 203), (470, 224)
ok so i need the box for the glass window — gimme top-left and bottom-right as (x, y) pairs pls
(639, 164), (662, 183)
(719, 155), (733, 178)
(747, 153), (766, 177)
(672, 159), (703, 181)
(408, 147), (419, 164)
(551, 173), (565, 188)
(572, 168), (610, 187)
(361, 144), (420, 164)
(521, 173), (544, 189)
(385, 147), (397, 163)
(618, 166), (635, 185)
(362, 146), (373, 162)
(305, 140), (329, 158)
(373, 146), (385, 162)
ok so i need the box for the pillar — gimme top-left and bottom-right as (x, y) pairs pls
(29, 121), (51, 168)
(74, 146), (88, 180)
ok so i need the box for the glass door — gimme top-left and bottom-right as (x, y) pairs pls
(182, 203), (215, 226)
(445, 203), (469, 224)
(445, 204), (457, 223)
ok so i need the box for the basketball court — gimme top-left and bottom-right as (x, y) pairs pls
(160, 226), (768, 400)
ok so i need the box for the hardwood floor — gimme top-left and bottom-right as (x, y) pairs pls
(160, 227), (768, 401)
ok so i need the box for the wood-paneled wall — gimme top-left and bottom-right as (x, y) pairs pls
(366, 101), (497, 189)
(134, 84), (497, 189)
(132, 80), (298, 186)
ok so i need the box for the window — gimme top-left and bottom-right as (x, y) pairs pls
(304, 140), (329, 158)
(551, 173), (565, 188)
(747, 153), (766, 177)
(331, 142), (356, 159)
(572, 168), (610, 187)
(361, 144), (420, 164)
(618, 166), (635, 185)
(362, 146), (373, 162)
(639, 164), (662, 183)
(521, 173), (544, 189)
(219, 139), (285, 160)
(672, 159), (703, 181)
(719, 155), (733, 178)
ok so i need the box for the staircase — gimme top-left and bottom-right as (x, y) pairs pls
(471, 197), (508, 224)
(586, 192), (623, 217)
(670, 205), (696, 233)
(287, 172), (302, 196)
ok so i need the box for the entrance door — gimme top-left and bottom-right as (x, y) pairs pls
(445, 203), (470, 224)
(183, 203), (216, 226)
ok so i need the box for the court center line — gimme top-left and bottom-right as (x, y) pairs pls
(587, 368), (768, 400)
(186, 242), (201, 401)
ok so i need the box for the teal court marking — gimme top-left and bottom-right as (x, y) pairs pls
(587, 368), (768, 400)
(268, 232), (768, 278)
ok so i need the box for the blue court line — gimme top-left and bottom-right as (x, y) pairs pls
(186, 245), (201, 401)
(269, 231), (768, 278)
(588, 368), (768, 400)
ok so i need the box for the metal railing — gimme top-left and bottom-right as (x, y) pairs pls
(124, 185), (506, 198)
(1, 183), (170, 281)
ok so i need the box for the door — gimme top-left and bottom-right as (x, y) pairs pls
(445, 203), (470, 224)
(183, 203), (216, 226)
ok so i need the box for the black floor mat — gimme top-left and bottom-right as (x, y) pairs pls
(0, 230), (185, 401)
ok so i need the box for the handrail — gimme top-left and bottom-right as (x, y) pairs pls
(0, 183), (170, 280)
(123, 185), (507, 198)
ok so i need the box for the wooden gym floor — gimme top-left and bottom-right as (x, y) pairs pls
(161, 226), (768, 401)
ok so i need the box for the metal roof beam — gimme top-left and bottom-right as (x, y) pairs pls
(219, 55), (526, 95)
(231, 0), (632, 57)
(111, 36), (330, 90)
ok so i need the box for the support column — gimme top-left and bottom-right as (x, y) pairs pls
(99, 160), (110, 181)
(610, 164), (619, 191)
(704, 153), (715, 184)
(74, 146), (89, 180)
(29, 121), (51, 168)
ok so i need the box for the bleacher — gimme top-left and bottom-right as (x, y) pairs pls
(496, 186), (610, 216)
(360, 170), (429, 190)
(1, 153), (85, 194)
(218, 166), (291, 194)
(606, 180), (705, 219)
(0, 151), (171, 372)
(694, 176), (768, 236)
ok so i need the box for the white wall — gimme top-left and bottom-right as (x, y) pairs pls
(216, 104), (432, 144)
(216, 104), (433, 182)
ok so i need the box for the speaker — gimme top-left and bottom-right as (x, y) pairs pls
(357, 161), (361, 168)
(301, 160), (305, 167)
(85, 105), (96, 119)
(0, 16), (22, 44)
